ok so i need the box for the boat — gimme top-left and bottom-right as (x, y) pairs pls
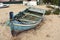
(8, 7), (46, 32)
(0, 3), (9, 8)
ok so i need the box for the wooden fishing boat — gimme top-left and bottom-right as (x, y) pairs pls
(8, 7), (46, 32)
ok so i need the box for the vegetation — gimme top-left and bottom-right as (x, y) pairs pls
(43, 0), (60, 15)
(53, 8), (60, 15)
(43, 0), (59, 5)
(45, 10), (51, 15)
(43, 0), (51, 4)
(45, 8), (60, 15)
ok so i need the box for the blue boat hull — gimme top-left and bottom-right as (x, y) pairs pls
(7, 7), (46, 32)
(8, 20), (36, 31)
(10, 24), (35, 31)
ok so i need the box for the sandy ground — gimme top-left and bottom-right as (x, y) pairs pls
(13, 15), (60, 40)
(0, 4), (60, 40)
(0, 4), (27, 24)
(0, 4), (27, 40)
(0, 25), (12, 40)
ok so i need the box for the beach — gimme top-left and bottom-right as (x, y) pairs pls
(0, 4), (60, 40)
(13, 15), (60, 40)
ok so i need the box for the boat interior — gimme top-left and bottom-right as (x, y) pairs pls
(14, 8), (43, 25)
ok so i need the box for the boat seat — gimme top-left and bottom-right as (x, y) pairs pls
(25, 13), (40, 17)
(19, 19), (37, 23)
(25, 13), (43, 19)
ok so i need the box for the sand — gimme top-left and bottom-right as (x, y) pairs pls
(34, 5), (52, 11)
(0, 15), (60, 40)
(0, 4), (27, 40)
(0, 4), (27, 24)
(13, 15), (60, 40)
(0, 4), (60, 40)
(0, 25), (12, 40)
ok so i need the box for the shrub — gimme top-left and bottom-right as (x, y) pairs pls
(45, 10), (51, 15)
(53, 8), (60, 15)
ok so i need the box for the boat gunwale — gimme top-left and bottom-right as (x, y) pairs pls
(12, 7), (45, 26)
(9, 7), (46, 27)
(12, 18), (42, 27)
